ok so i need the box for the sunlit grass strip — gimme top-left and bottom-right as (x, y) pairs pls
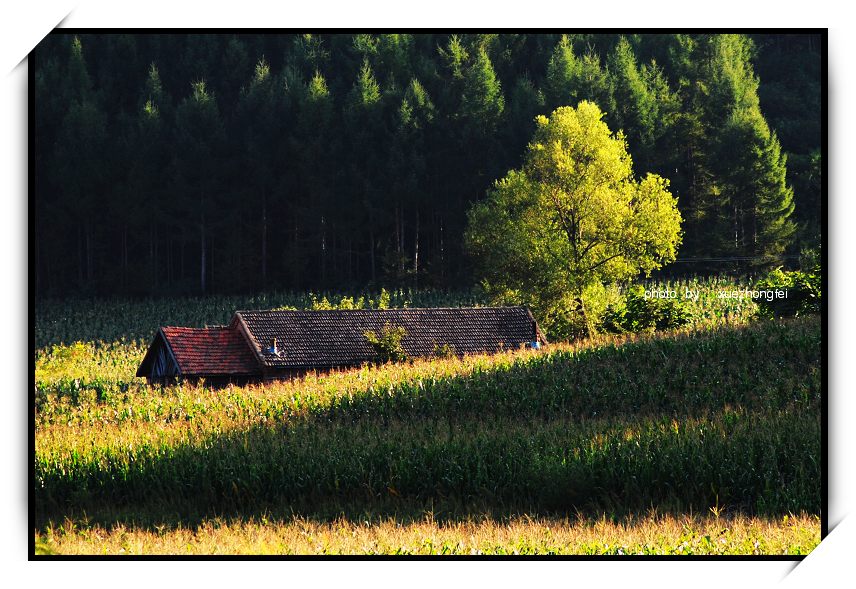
(35, 340), (147, 386)
(35, 512), (820, 556)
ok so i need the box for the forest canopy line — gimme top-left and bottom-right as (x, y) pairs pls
(34, 33), (821, 296)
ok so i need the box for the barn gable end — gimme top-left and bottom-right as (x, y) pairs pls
(136, 329), (181, 383)
(136, 326), (261, 384)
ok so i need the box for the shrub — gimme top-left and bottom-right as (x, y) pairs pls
(755, 266), (821, 318)
(600, 286), (693, 334)
(311, 289), (388, 311)
(432, 343), (456, 358)
(364, 323), (408, 363)
(539, 284), (622, 341)
(799, 247), (820, 271)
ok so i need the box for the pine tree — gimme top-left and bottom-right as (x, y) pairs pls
(576, 50), (612, 111)
(607, 36), (658, 168)
(343, 62), (386, 285)
(54, 36), (107, 289)
(704, 35), (796, 267)
(237, 57), (282, 289)
(544, 35), (581, 109)
(173, 80), (225, 293)
(460, 46), (505, 133)
(294, 70), (338, 288)
(703, 34), (760, 126)
(388, 78), (435, 285)
(290, 34), (330, 79)
(438, 34), (468, 81)
(125, 63), (171, 292)
(456, 46), (506, 276)
(545, 35), (611, 112)
(716, 108), (796, 265)
(505, 75), (545, 162)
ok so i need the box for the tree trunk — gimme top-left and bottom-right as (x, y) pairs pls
(575, 296), (592, 339)
(331, 230), (338, 280)
(321, 215), (327, 287)
(85, 221), (94, 285)
(78, 225), (84, 287)
(396, 205), (404, 276)
(369, 226), (376, 284)
(400, 207), (405, 276)
(293, 221), (300, 289)
(200, 214), (206, 294)
(154, 223), (159, 288)
(413, 209), (419, 288)
(180, 231), (185, 285)
(347, 238), (353, 284)
(733, 204), (739, 251)
(394, 205), (401, 265)
(35, 225), (40, 297)
(122, 224), (128, 290)
(752, 207), (758, 258)
(167, 236), (172, 286)
(149, 223), (155, 287)
(261, 191), (267, 289)
(44, 238), (51, 294)
(439, 214), (445, 282)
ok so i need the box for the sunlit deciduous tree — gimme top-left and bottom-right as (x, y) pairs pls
(466, 101), (682, 338)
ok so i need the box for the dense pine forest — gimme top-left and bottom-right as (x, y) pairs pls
(34, 33), (822, 296)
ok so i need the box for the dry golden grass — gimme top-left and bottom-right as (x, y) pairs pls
(35, 512), (819, 556)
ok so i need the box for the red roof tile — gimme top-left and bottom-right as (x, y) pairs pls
(160, 326), (260, 376)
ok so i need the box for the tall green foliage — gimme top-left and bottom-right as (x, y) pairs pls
(53, 37), (107, 288)
(715, 109), (796, 265)
(344, 63), (384, 284)
(544, 35), (610, 112)
(174, 80), (225, 293)
(606, 37), (659, 169)
(460, 47), (504, 130)
(236, 58), (283, 289)
(465, 102), (682, 339)
(704, 35), (796, 266)
(388, 79), (435, 285)
(33, 33), (820, 296)
(126, 64), (171, 290)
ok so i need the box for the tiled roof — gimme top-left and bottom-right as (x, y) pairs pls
(159, 326), (260, 376)
(235, 307), (543, 369)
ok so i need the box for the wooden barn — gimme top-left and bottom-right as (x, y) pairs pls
(136, 307), (546, 385)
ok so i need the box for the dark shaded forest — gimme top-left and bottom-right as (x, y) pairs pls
(33, 33), (822, 296)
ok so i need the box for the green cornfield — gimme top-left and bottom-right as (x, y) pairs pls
(33, 283), (821, 554)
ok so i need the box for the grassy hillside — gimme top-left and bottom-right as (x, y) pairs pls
(34, 314), (821, 554)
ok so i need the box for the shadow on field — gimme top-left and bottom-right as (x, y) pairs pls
(34, 318), (822, 533)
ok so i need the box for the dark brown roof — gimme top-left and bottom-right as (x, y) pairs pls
(234, 307), (544, 369)
(136, 326), (260, 377)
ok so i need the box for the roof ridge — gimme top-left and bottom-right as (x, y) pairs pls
(235, 306), (527, 313)
(161, 325), (229, 330)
